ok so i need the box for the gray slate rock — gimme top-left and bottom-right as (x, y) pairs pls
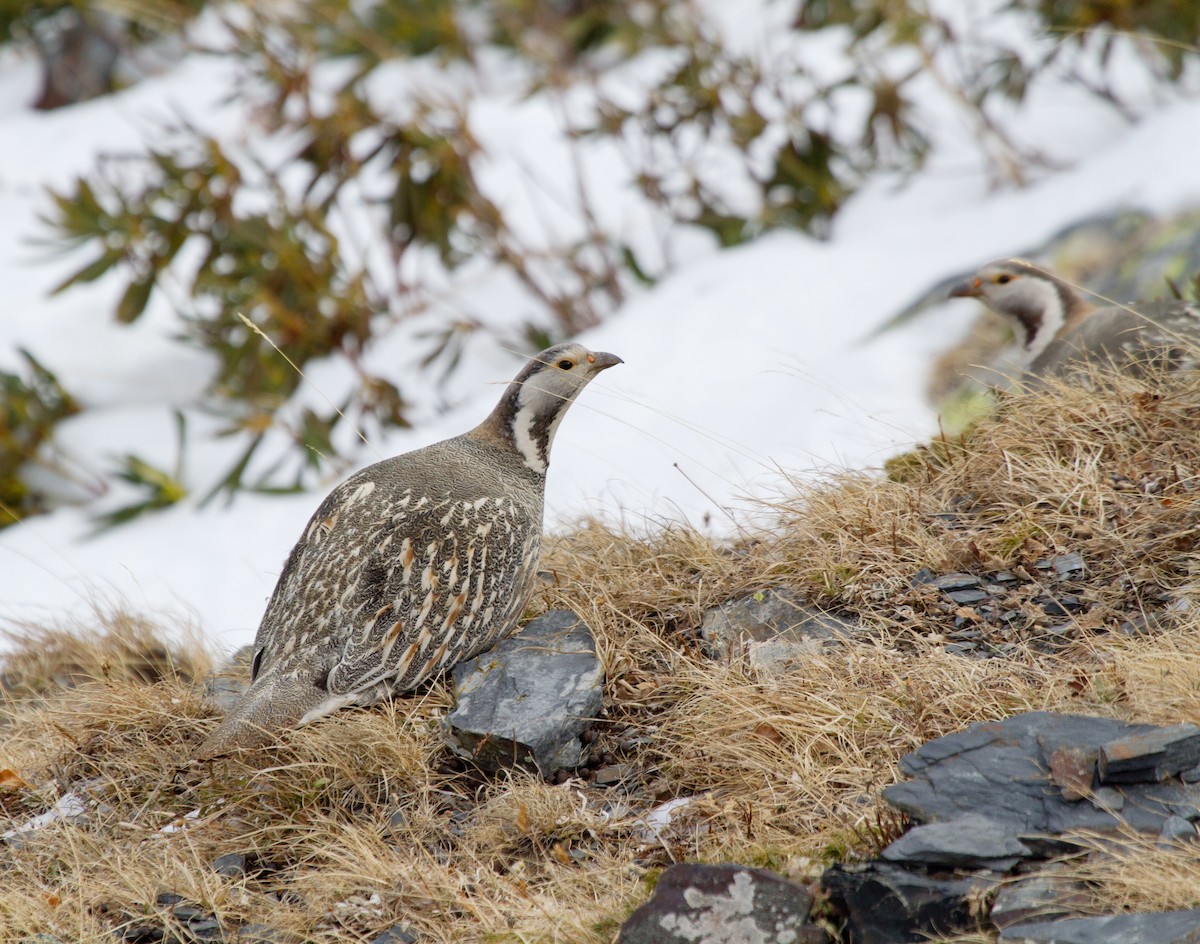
(884, 712), (1200, 854)
(699, 588), (858, 675)
(1160, 814), (1198, 844)
(823, 860), (997, 943)
(1098, 724), (1200, 783)
(369, 927), (418, 944)
(211, 852), (247, 878)
(827, 712), (1200, 941)
(202, 645), (255, 711)
(445, 610), (603, 774)
(991, 873), (1090, 930)
(880, 812), (1030, 871)
(930, 573), (982, 591)
(618, 863), (823, 944)
(1053, 552), (1086, 578)
(997, 908), (1200, 943)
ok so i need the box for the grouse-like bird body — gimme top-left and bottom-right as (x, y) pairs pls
(950, 260), (1200, 381)
(196, 343), (620, 758)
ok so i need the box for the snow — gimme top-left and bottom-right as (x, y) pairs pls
(1, 8), (1199, 656)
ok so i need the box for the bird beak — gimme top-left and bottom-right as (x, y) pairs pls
(949, 277), (983, 299)
(587, 352), (623, 371)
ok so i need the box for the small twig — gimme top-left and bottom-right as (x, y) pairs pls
(236, 312), (381, 461)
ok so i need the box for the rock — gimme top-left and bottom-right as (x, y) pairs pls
(618, 863), (823, 944)
(990, 872), (1089, 929)
(880, 813), (1030, 871)
(864, 713), (1200, 939)
(445, 610), (603, 775)
(884, 713), (1200, 856)
(947, 588), (989, 605)
(593, 764), (634, 786)
(1040, 594), (1084, 616)
(369, 927), (418, 944)
(1053, 552), (1086, 578)
(211, 852), (247, 878)
(152, 894), (222, 941)
(698, 588), (858, 674)
(1090, 787), (1123, 811)
(823, 860), (996, 943)
(1098, 724), (1200, 783)
(1048, 746), (1097, 801)
(1159, 814), (1197, 844)
(997, 908), (1200, 943)
(382, 809), (407, 834)
(202, 645), (255, 712)
(930, 574), (982, 591)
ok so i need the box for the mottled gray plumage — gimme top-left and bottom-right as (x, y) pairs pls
(950, 259), (1200, 382)
(195, 343), (621, 758)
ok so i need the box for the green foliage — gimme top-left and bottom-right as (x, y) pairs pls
(91, 412), (188, 533)
(589, 3), (909, 244)
(0, 0), (203, 45)
(1019, 0), (1200, 78)
(45, 138), (395, 494)
(799, 0), (1199, 184)
(0, 350), (79, 528)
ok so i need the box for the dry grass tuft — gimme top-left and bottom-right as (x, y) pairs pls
(4, 366), (1200, 941)
(1, 610), (211, 706)
(1062, 831), (1200, 913)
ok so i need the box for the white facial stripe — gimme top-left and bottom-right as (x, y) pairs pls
(512, 402), (547, 473)
(1023, 280), (1066, 359)
(510, 373), (584, 473)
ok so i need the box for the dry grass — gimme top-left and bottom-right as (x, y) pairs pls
(4, 366), (1200, 942)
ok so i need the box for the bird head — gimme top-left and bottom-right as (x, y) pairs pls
(950, 259), (1083, 361)
(477, 342), (622, 474)
(516, 343), (623, 407)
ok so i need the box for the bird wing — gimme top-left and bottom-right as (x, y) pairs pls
(319, 487), (541, 697)
(1034, 302), (1200, 378)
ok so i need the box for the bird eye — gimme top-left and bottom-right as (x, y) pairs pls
(558, 359), (574, 370)
(996, 274), (1012, 284)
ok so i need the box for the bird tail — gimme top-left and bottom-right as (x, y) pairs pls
(193, 673), (333, 760)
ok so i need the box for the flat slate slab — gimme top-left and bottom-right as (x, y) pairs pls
(883, 712), (1200, 852)
(823, 861), (996, 944)
(699, 588), (859, 675)
(444, 610), (603, 775)
(822, 712), (1200, 940)
(997, 908), (1200, 943)
(880, 812), (1031, 871)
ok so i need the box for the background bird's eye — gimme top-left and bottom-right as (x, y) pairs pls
(996, 274), (1012, 284)
(558, 359), (574, 370)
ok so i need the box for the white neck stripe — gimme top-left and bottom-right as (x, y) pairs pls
(511, 404), (547, 473)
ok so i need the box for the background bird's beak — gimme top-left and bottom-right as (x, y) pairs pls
(588, 352), (623, 371)
(949, 277), (983, 299)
